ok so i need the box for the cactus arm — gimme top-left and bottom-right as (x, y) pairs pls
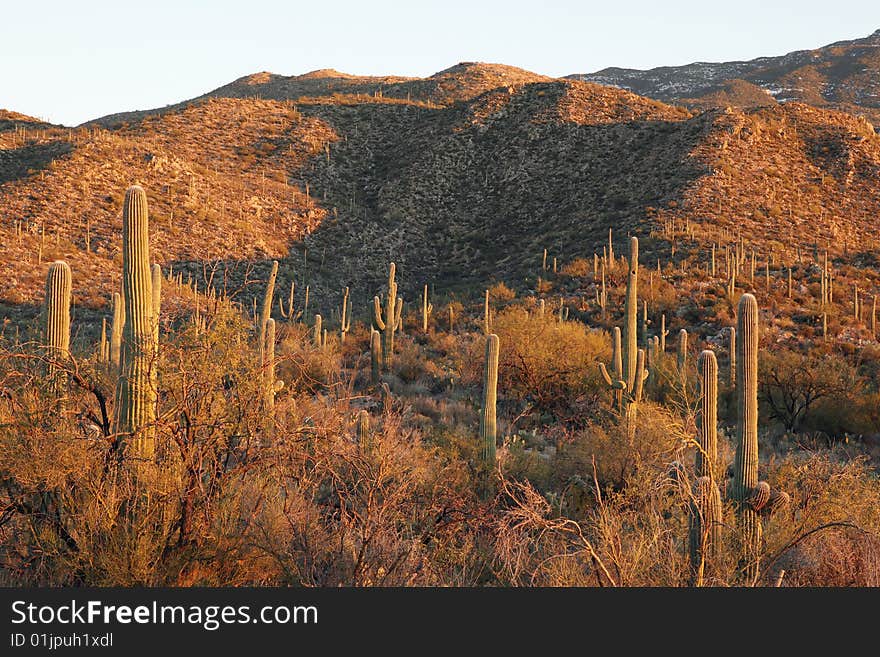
(373, 296), (386, 331)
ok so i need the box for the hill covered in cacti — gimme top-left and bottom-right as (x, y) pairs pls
(4, 64), (880, 332)
(4, 56), (880, 585)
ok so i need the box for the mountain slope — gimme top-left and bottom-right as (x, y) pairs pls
(568, 29), (880, 125)
(3, 62), (880, 333)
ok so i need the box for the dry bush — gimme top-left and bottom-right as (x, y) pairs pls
(458, 307), (608, 425)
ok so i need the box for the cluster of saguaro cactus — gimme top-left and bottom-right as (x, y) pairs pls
(480, 333), (500, 466)
(373, 262), (402, 371)
(114, 185), (158, 461)
(599, 237), (648, 440)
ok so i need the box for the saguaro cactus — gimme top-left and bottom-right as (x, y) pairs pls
(696, 350), (718, 479)
(340, 287), (352, 342)
(422, 284), (432, 333)
(660, 313), (669, 353)
(357, 409), (371, 451)
(480, 333), (500, 466)
(314, 314), (323, 347)
(373, 262), (403, 371)
(689, 476), (722, 587)
(677, 328), (688, 375)
(100, 317), (109, 363)
(370, 329), (381, 385)
(115, 185), (157, 461)
(728, 327), (736, 388)
(151, 263), (161, 356)
(599, 237), (648, 418)
(44, 260), (72, 387)
(484, 289), (491, 335)
(110, 291), (123, 370)
(731, 293), (761, 583)
(263, 318), (278, 412)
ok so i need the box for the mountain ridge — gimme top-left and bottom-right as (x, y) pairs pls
(566, 29), (880, 126)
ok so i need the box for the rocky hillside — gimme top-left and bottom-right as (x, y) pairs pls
(568, 29), (880, 125)
(3, 62), (880, 332)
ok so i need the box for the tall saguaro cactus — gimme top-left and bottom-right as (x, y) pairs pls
(696, 350), (718, 479)
(731, 293), (761, 583)
(44, 260), (72, 388)
(599, 237), (648, 425)
(373, 262), (402, 371)
(115, 185), (157, 461)
(480, 333), (500, 467)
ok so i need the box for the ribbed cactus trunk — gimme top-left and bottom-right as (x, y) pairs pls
(610, 326), (623, 411)
(44, 260), (72, 390)
(264, 318), (276, 412)
(115, 185), (157, 462)
(689, 476), (722, 587)
(728, 326), (736, 388)
(373, 262), (402, 372)
(660, 313), (668, 353)
(151, 264), (161, 358)
(340, 286), (351, 342)
(110, 291), (124, 371)
(623, 237), (638, 393)
(484, 289), (490, 335)
(100, 317), (109, 363)
(314, 314), (323, 347)
(370, 329), (381, 385)
(260, 260), (279, 338)
(732, 293), (761, 584)
(696, 350), (718, 479)
(639, 300), (648, 349)
(357, 409), (371, 451)
(480, 334), (500, 467)
(422, 284), (431, 333)
(677, 328), (688, 375)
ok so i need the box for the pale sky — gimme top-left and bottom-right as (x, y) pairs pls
(2, 0), (878, 126)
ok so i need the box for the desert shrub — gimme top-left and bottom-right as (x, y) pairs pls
(762, 450), (880, 586)
(561, 258), (591, 278)
(487, 281), (516, 302)
(459, 307), (608, 425)
(758, 348), (858, 434)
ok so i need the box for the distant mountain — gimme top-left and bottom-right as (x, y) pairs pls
(567, 29), (880, 126)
